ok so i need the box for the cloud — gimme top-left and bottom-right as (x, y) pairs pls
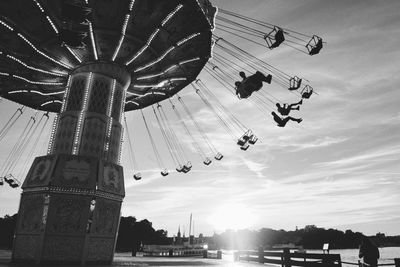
(1, 0), (400, 237)
(240, 157), (268, 178)
(273, 136), (348, 151)
(315, 145), (400, 168)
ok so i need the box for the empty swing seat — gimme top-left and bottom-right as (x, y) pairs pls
(289, 76), (302, 91)
(249, 136), (258, 145)
(182, 163), (192, 173)
(306, 35), (323, 56)
(133, 173), (142, 181)
(4, 174), (19, 188)
(243, 130), (254, 141)
(240, 143), (250, 151)
(203, 158), (212, 166)
(176, 165), (184, 173)
(264, 26), (285, 49)
(4, 174), (14, 185)
(214, 153), (223, 161)
(237, 137), (247, 146)
(161, 169), (169, 177)
(301, 85), (314, 99)
(184, 162), (192, 170)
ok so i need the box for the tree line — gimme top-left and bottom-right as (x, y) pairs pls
(207, 225), (400, 250)
(1, 214), (399, 251)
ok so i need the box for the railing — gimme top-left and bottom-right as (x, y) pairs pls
(235, 249), (400, 267)
(235, 248), (342, 267)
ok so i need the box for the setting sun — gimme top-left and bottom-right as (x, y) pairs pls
(208, 203), (257, 231)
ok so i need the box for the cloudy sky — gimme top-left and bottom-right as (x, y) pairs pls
(1, 0), (399, 237)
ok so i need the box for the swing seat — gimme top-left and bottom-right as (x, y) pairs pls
(0, 178), (3, 186)
(133, 173), (142, 181)
(249, 136), (258, 145)
(203, 158), (212, 166)
(306, 35), (323, 56)
(240, 143), (250, 151)
(236, 84), (252, 99)
(243, 130), (254, 141)
(184, 162), (193, 169)
(301, 85), (313, 99)
(4, 174), (14, 184)
(182, 165), (191, 173)
(289, 76), (302, 91)
(176, 165), (184, 173)
(237, 72), (270, 99)
(264, 26), (285, 49)
(237, 137), (247, 146)
(214, 153), (223, 161)
(161, 170), (169, 177)
(10, 183), (19, 188)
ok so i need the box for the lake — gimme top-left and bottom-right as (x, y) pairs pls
(322, 247), (400, 266)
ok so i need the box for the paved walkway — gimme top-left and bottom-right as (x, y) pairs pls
(0, 251), (271, 267)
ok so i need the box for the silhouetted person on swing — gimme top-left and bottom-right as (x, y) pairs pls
(235, 71), (272, 99)
(359, 236), (380, 267)
(308, 36), (323, 55)
(269, 28), (285, 49)
(271, 111), (302, 127)
(276, 99), (303, 116)
(309, 38), (323, 55)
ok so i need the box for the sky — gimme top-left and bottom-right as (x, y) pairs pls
(1, 0), (400, 237)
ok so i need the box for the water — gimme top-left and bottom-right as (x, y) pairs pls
(323, 247), (400, 266)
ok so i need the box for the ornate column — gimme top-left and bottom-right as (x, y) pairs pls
(12, 63), (130, 265)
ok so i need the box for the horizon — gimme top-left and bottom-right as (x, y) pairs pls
(1, 212), (398, 239)
(1, 0), (399, 238)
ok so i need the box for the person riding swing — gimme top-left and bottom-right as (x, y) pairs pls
(306, 35), (324, 56)
(235, 71), (272, 99)
(276, 99), (303, 116)
(264, 26), (285, 49)
(271, 111), (302, 127)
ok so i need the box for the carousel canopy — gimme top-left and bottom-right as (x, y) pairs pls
(0, 0), (217, 112)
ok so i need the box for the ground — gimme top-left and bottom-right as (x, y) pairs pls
(0, 250), (271, 267)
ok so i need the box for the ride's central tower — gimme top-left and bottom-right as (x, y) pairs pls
(12, 63), (130, 264)
(0, 0), (216, 264)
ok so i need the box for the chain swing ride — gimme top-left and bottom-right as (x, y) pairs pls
(0, 0), (324, 187)
(0, 0), (325, 264)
